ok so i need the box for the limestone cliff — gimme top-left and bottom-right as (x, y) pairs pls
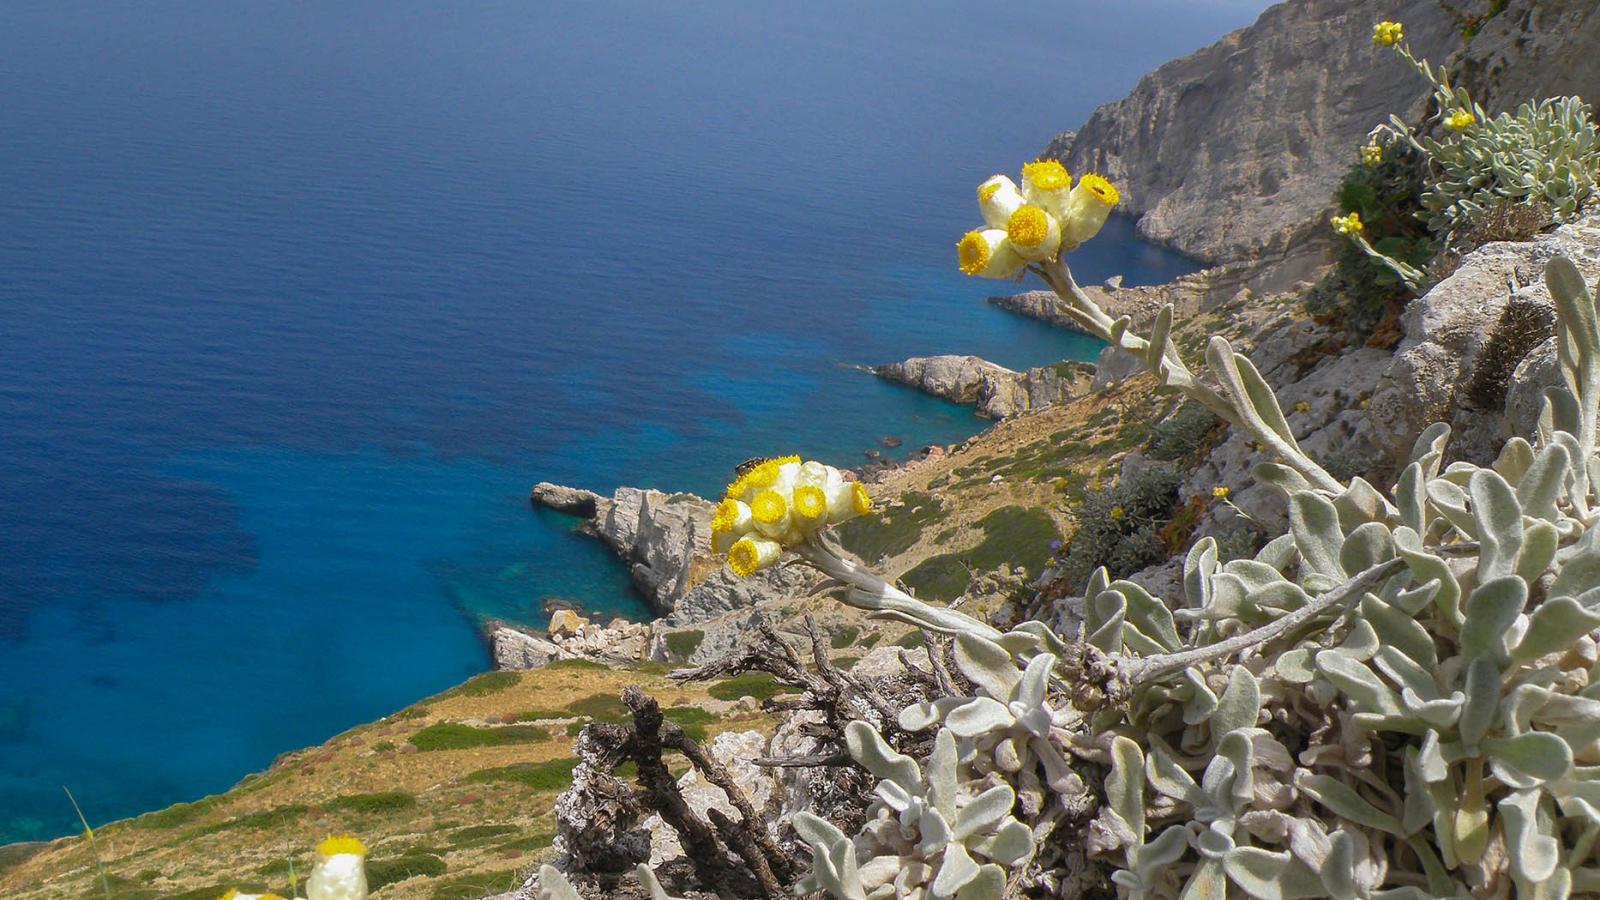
(1045, 0), (1463, 265)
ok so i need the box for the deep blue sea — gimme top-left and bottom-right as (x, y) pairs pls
(0, 1), (1265, 841)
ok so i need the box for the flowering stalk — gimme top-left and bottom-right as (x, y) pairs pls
(794, 537), (1002, 640)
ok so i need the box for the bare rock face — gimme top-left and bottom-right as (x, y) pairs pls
(490, 626), (562, 670)
(1367, 217), (1600, 466)
(1455, 2), (1600, 114)
(1045, 0), (1461, 264)
(871, 355), (1091, 419)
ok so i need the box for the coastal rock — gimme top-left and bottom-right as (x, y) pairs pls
(548, 609), (589, 639)
(490, 626), (562, 670)
(1367, 217), (1600, 465)
(871, 355), (1090, 419)
(1045, 0), (1460, 264)
(529, 482), (604, 518)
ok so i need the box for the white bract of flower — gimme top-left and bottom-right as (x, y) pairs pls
(958, 161), (1120, 278)
(714, 456), (870, 577)
(306, 836), (368, 900)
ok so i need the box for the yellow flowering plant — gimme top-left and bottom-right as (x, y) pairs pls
(957, 159), (1121, 280)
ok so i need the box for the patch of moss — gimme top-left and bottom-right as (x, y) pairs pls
(706, 672), (797, 702)
(463, 759), (580, 791)
(899, 506), (1059, 601)
(325, 790), (417, 815)
(895, 631), (926, 649)
(185, 804), (308, 838)
(663, 706), (716, 741)
(131, 797), (218, 830)
(366, 851), (447, 890)
(830, 625), (860, 649)
(430, 869), (524, 900)
(408, 723), (551, 752)
(859, 631), (882, 649)
(545, 658), (609, 672)
(446, 670), (520, 698)
(448, 824), (518, 846)
(565, 693), (629, 721)
(664, 629), (705, 659)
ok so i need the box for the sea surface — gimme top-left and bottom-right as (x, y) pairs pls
(0, 0), (1266, 841)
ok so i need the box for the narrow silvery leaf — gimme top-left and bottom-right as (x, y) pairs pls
(1295, 773), (1404, 835)
(1318, 830), (1358, 900)
(1207, 337), (1302, 452)
(1486, 732), (1573, 787)
(1255, 533), (1298, 571)
(1289, 493), (1346, 580)
(1176, 859), (1227, 900)
(1426, 478), (1478, 539)
(1460, 576), (1528, 662)
(1222, 847), (1330, 899)
(1185, 537), (1218, 610)
(536, 866), (584, 900)
(1180, 667), (1221, 722)
(953, 864), (1006, 900)
(931, 839), (980, 897)
(1551, 528), (1600, 601)
(1316, 650), (1404, 717)
(1112, 580), (1181, 652)
(1363, 596), (1438, 669)
(1458, 658), (1501, 748)
(1087, 591), (1127, 652)
(1255, 462), (1314, 495)
(636, 864), (688, 900)
(1392, 530), (1460, 624)
(1014, 652), (1055, 710)
(1211, 666), (1261, 740)
(845, 721), (920, 791)
(952, 783), (1015, 840)
(1108, 736), (1146, 843)
(1146, 743), (1203, 806)
(1397, 462), (1427, 535)
(1495, 436), (1535, 484)
(1513, 596), (1600, 663)
(1373, 645), (1439, 699)
(1340, 522), (1392, 576)
(982, 818), (1034, 866)
(1500, 790), (1560, 881)
(1470, 469), (1524, 581)
(1411, 422), (1452, 478)
(1519, 442), (1572, 522)
(945, 698), (1014, 738)
(1147, 305), (1173, 371)
(1336, 619), (1381, 661)
(1402, 748), (1436, 834)
(1213, 729), (1257, 808)
(928, 728), (959, 821)
(793, 811), (849, 847)
(953, 633), (1022, 701)
(1274, 648), (1316, 683)
(1517, 520), (1560, 583)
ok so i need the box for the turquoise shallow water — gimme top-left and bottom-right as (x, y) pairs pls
(0, 0), (1263, 840)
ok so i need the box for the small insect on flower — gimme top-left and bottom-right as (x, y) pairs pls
(1444, 109), (1477, 132)
(1211, 485), (1230, 499)
(1361, 142), (1384, 166)
(1330, 211), (1364, 236)
(1372, 20), (1403, 46)
(1061, 173), (1120, 248)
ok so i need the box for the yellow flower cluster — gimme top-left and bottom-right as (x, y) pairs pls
(1444, 109), (1476, 132)
(1361, 142), (1384, 166)
(714, 455), (871, 577)
(957, 160), (1121, 278)
(217, 835), (368, 900)
(1330, 211), (1364, 236)
(1372, 20), (1404, 47)
(1211, 485), (1230, 499)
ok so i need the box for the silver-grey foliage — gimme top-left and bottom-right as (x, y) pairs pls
(787, 256), (1600, 899)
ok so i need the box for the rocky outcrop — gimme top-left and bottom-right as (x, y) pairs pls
(1455, 2), (1600, 114)
(1368, 216), (1600, 466)
(871, 355), (1092, 419)
(530, 482), (812, 627)
(489, 616), (655, 670)
(1045, 0), (1461, 264)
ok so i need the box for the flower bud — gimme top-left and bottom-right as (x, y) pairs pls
(957, 228), (1025, 279)
(1020, 159), (1072, 220)
(308, 835), (368, 900)
(749, 488), (792, 538)
(977, 175), (1026, 229)
(728, 536), (782, 577)
(1061, 174), (1120, 248)
(1005, 205), (1062, 261)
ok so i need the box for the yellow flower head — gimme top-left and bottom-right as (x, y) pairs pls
(793, 484), (828, 524)
(1021, 159), (1071, 193)
(1361, 142), (1384, 166)
(1372, 21), (1403, 46)
(957, 228), (1023, 279)
(1109, 505), (1126, 520)
(1444, 109), (1476, 132)
(728, 535), (781, 577)
(750, 489), (789, 525)
(850, 482), (872, 516)
(1330, 211), (1364, 236)
(1005, 204), (1062, 261)
(1293, 400), (1312, 413)
(1212, 485), (1231, 499)
(1076, 173), (1120, 207)
(711, 498), (742, 533)
(317, 834), (368, 858)
(977, 175), (1026, 230)
(1060, 174), (1120, 248)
